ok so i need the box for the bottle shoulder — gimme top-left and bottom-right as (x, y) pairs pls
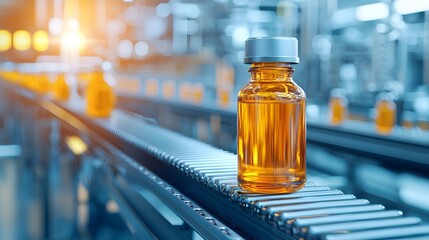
(238, 80), (306, 102)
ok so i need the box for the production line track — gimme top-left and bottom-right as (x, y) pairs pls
(3, 81), (429, 240)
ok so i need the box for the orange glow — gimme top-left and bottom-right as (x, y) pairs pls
(65, 136), (87, 155)
(13, 30), (31, 51)
(0, 30), (12, 51)
(33, 30), (49, 52)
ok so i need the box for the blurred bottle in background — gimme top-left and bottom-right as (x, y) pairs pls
(401, 111), (415, 129)
(52, 73), (70, 101)
(329, 88), (348, 125)
(86, 70), (116, 117)
(375, 92), (397, 134)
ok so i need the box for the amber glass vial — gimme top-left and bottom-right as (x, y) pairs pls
(375, 93), (396, 134)
(86, 71), (116, 117)
(329, 88), (348, 125)
(53, 73), (70, 101)
(237, 37), (306, 194)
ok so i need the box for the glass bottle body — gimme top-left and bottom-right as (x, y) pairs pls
(329, 89), (348, 125)
(53, 73), (70, 101)
(237, 63), (306, 193)
(86, 72), (115, 117)
(375, 99), (396, 134)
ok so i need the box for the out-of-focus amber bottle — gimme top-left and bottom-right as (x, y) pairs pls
(401, 111), (415, 129)
(216, 64), (234, 108)
(162, 80), (176, 99)
(237, 37), (306, 194)
(34, 73), (51, 94)
(217, 84), (232, 108)
(145, 79), (159, 97)
(417, 117), (429, 131)
(179, 82), (192, 102)
(86, 71), (115, 117)
(329, 88), (348, 125)
(375, 93), (396, 134)
(193, 83), (204, 104)
(26, 74), (35, 90)
(52, 73), (70, 101)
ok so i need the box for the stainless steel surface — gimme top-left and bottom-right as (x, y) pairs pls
(254, 194), (356, 214)
(293, 210), (404, 235)
(309, 217), (421, 236)
(324, 225), (429, 240)
(281, 204), (385, 218)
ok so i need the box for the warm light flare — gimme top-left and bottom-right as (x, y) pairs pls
(60, 31), (86, 52)
(33, 30), (49, 52)
(13, 30), (31, 51)
(65, 136), (87, 155)
(0, 30), (12, 51)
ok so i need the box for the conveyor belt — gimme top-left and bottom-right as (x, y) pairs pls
(3, 82), (429, 240)
(116, 94), (429, 175)
(77, 109), (429, 240)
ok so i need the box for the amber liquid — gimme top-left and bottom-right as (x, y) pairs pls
(237, 63), (306, 193)
(86, 74), (115, 117)
(402, 120), (413, 129)
(53, 74), (70, 100)
(375, 100), (396, 134)
(418, 121), (429, 131)
(330, 97), (347, 125)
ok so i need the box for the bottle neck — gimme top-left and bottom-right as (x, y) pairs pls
(249, 62), (294, 82)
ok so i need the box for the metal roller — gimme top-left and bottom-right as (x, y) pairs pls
(324, 224), (429, 240)
(80, 110), (429, 240)
(308, 217), (421, 240)
(293, 210), (404, 236)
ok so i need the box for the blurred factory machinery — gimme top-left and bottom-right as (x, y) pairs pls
(0, 0), (429, 239)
